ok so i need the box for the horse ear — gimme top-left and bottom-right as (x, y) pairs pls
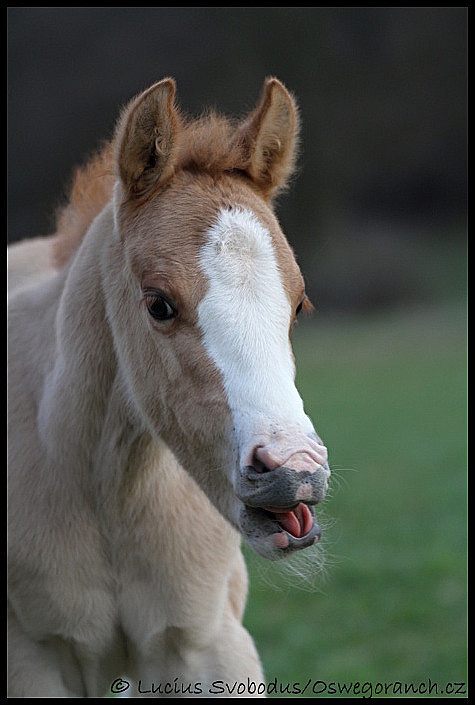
(115, 78), (180, 199)
(237, 77), (300, 199)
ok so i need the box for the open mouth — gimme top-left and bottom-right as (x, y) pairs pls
(236, 464), (328, 558)
(239, 501), (321, 557)
(263, 502), (314, 539)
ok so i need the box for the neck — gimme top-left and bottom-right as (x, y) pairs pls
(38, 205), (151, 494)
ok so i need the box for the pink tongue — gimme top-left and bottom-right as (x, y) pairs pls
(274, 503), (313, 538)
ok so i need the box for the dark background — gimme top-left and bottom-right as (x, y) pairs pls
(7, 7), (467, 314)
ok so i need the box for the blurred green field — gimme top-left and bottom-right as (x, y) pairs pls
(243, 302), (467, 698)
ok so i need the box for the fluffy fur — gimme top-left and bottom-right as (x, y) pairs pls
(8, 77), (329, 697)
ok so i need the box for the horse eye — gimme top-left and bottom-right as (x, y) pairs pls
(295, 300), (303, 317)
(144, 292), (177, 321)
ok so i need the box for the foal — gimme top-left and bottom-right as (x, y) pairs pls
(8, 77), (330, 697)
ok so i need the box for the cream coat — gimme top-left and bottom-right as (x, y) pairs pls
(8, 77), (329, 697)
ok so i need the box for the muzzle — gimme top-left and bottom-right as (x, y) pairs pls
(235, 433), (330, 558)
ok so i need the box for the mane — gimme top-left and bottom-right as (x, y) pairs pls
(53, 112), (250, 268)
(52, 142), (116, 267)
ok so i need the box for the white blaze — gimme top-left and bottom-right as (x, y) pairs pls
(198, 207), (314, 464)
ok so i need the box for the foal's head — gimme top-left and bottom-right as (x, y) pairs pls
(104, 78), (330, 559)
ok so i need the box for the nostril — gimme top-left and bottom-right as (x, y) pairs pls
(250, 458), (266, 473)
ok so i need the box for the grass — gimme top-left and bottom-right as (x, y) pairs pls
(242, 302), (467, 698)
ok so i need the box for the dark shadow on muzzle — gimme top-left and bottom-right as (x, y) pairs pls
(236, 463), (330, 509)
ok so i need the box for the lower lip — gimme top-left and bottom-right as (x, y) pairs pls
(273, 532), (290, 549)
